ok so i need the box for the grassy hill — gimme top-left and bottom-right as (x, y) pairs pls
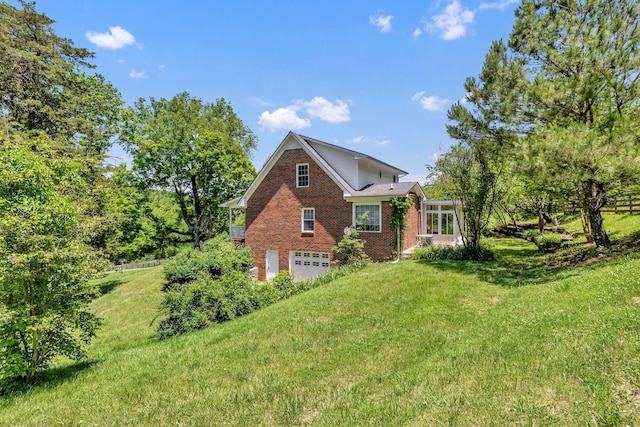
(1, 214), (640, 425)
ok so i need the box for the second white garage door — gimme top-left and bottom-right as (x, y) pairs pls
(289, 251), (330, 280)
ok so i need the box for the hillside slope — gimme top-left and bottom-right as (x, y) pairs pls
(1, 217), (640, 425)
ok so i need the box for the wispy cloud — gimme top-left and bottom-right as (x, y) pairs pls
(430, 0), (475, 40)
(414, 0), (515, 41)
(159, 64), (166, 72)
(369, 13), (393, 33)
(347, 135), (391, 147)
(431, 150), (445, 162)
(258, 97), (351, 131)
(478, 0), (518, 11)
(412, 92), (449, 112)
(129, 69), (145, 79)
(85, 26), (136, 49)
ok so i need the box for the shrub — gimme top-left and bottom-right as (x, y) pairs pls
(524, 229), (542, 241)
(534, 233), (564, 245)
(271, 271), (296, 298)
(333, 227), (371, 267)
(157, 271), (257, 339)
(533, 233), (572, 253)
(162, 234), (252, 290)
(412, 242), (495, 262)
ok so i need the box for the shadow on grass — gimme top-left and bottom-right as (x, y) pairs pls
(0, 359), (99, 397)
(417, 234), (640, 288)
(97, 279), (125, 296)
(415, 238), (577, 288)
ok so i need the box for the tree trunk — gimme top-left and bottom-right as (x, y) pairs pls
(583, 179), (610, 247)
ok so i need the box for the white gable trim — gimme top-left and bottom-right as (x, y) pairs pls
(237, 132), (355, 207)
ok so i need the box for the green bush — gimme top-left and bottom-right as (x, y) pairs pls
(412, 243), (495, 262)
(162, 234), (252, 290)
(157, 234), (371, 339)
(524, 229), (542, 241)
(157, 271), (258, 339)
(333, 227), (371, 266)
(534, 233), (564, 245)
(533, 233), (572, 253)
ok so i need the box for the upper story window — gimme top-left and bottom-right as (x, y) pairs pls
(353, 203), (381, 232)
(297, 163), (309, 187)
(302, 208), (315, 233)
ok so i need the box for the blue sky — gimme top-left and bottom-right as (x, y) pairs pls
(25, 0), (519, 183)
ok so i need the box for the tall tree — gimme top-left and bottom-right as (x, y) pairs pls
(123, 92), (257, 248)
(0, 0), (94, 136)
(508, 0), (640, 246)
(0, 1), (125, 387)
(438, 41), (518, 254)
(0, 131), (104, 386)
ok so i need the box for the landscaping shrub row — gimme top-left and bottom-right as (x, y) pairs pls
(157, 234), (369, 339)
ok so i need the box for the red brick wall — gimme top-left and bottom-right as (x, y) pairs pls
(245, 148), (419, 279)
(402, 193), (421, 251)
(245, 149), (350, 279)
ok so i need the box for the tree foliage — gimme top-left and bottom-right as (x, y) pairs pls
(0, 132), (104, 387)
(0, 1), (125, 388)
(509, 0), (640, 245)
(123, 92), (257, 248)
(439, 0), (639, 247)
(435, 42), (513, 255)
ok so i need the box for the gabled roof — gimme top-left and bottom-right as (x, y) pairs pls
(346, 182), (425, 199)
(234, 132), (420, 207)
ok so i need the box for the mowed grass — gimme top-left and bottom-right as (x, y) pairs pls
(1, 215), (640, 425)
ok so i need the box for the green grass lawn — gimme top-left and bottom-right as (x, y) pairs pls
(1, 215), (640, 425)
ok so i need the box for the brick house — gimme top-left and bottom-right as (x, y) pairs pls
(221, 132), (463, 280)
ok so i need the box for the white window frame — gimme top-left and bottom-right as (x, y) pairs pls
(353, 203), (381, 233)
(424, 205), (456, 236)
(296, 163), (309, 188)
(301, 207), (315, 233)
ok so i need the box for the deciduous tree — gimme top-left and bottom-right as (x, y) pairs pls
(0, 132), (104, 387)
(123, 92), (257, 248)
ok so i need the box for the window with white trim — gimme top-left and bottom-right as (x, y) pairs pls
(302, 208), (315, 233)
(297, 163), (309, 187)
(424, 205), (455, 235)
(353, 203), (381, 232)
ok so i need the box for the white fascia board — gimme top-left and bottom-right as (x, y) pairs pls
(239, 132), (355, 206)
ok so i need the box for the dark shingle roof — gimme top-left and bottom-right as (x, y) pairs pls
(350, 182), (422, 197)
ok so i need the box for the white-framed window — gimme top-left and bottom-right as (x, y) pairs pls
(302, 208), (315, 233)
(353, 203), (381, 232)
(297, 163), (309, 187)
(424, 205), (456, 235)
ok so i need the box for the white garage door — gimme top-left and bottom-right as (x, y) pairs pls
(289, 251), (330, 280)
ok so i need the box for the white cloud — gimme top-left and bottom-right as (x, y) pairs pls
(159, 64), (166, 72)
(413, 93), (449, 111)
(478, 0), (518, 11)
(413, 28), (423, 39)
(369, 14), (393, 33)
(411, 91), (426, 102)
(430, 0), (475, 40)
(431, 150), (445, 162)
(117, 58), (126, 63)
(347, 135), (390, 147)
(249, 97), (271, 107)
(259, 97), (351, 131)
(301, 97), (350, 123)
(129, 69), (145, 79)
(85, 26), (136, 49)
(258, 107), (311, 132)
